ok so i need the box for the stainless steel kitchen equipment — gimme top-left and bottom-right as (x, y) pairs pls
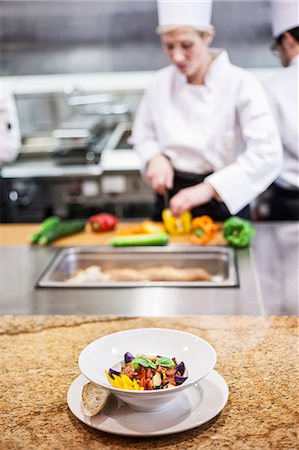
(105, 122), (133, 151)
(97, 121), (154, 217)
(53, 116), (101, 148)
(1, 91), (154, 221)
(51, 115), (110, 165)
(67, 94), (133, 118)
(19, 136), (60, 159)
(36, 246), (239, 288)
(1, 163), (103, 221)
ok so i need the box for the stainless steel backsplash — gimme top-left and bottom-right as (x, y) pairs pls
(0, 0), (279, 76)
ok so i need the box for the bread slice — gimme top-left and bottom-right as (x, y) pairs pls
(82, 382), (110, 416)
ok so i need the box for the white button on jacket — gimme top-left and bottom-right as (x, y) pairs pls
(264, 55), (299, 190)
(131, 50), (283, 215)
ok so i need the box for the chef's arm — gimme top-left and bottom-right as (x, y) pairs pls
(205, 75), (283, 215)
(131, 89), (162, 173)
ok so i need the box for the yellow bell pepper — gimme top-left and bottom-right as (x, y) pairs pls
(162, 209), (192, 236)
(121, 374), (135, 390)
(105, 370), (144, 390)
(105, 371), (123, 388)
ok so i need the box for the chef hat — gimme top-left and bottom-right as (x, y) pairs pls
(157, 0), (213, 32)
(271, 0), (299, 38)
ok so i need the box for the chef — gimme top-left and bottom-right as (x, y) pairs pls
(131, 0), (283, 220)
(264, 1), (299, 220)
(0, 81), (21, 221)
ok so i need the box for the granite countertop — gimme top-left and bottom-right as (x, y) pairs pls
(1, 315), (298, 449)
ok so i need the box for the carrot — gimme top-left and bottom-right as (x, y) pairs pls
(146, 368), (153, 379)
(147, 379), (153, 390)
(140, 367), (146, 389)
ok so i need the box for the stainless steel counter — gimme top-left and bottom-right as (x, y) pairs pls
(1, 223), (298, 315)
(253, 221), (299, 315)
(1, 245), (259, 315)
(1, 159), (103, 179)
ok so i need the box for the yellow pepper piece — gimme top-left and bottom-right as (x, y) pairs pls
(121, 374), (134, 390)
(113, 376), (124, 389)
(105, 370), (115, 385)
(141, 220), (165, 234)
(132, 379), (143, 390)
(180, 211), (192, 234)
(105, 371), (123, 388)
(105, 370), (145, 390)
(162, 209), (192, 236)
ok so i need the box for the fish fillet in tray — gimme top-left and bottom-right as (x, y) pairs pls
(36, 246), (239, 288)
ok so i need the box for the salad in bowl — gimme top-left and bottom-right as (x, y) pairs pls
(79, 328), (216, 412)
(106, 352), (188, 391)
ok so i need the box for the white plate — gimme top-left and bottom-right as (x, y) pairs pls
(67, 370), (229, 437)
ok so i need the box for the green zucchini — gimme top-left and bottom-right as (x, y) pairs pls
(110, 233), (169, 247)
(38, 220), (86, 245)
(30, 216), (61, 244)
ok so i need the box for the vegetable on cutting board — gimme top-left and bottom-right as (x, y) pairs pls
(110, 233), (169, 247)
(162, 209), (192, 236)
(88, 213), (118, 233)
(117, 220), (165, 235)
(117, 224), (145, 235)
(141, 220), (165, 234)
(38, 220), (86, 245)
(223, 216), (254, 248)
(190, 215), (217, 245)
(29, 216), (61, 243)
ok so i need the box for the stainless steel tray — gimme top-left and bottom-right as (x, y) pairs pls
(36, 246), (239, 288)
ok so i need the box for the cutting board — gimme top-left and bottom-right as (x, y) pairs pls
(0, 223), (227, 246)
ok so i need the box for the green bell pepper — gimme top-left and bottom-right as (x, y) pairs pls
(223, 217), (254, 248)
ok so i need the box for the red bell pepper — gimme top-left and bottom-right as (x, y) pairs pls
(88, 213), (118, 232)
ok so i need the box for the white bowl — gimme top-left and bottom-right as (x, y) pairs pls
(78, 328), (217, 412)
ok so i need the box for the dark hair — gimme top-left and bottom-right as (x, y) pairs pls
(276, 26), (299, 45)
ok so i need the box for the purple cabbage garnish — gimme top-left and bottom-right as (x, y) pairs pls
(175, 361), (185, 375)
(109, 368), (120, 379)
(175, 375), (188, 385)
(124, 352), (134, 364)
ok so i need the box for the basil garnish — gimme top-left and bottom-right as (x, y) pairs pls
(155, 357), (175, 368)
(132, 357), (152, 370)
(131, 356), (174, 370)
(148, 360), (157, 369)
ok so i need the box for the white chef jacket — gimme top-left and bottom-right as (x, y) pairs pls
(264, 55), (299, 190)
(131, 50), (283, 214)
(0, 80), (21, 165)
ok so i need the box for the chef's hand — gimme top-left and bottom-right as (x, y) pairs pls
(146, 154), (174, 194)
(170, 182), (217, 216)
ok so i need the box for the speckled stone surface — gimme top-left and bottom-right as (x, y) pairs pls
(0, 316), (298, 450)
